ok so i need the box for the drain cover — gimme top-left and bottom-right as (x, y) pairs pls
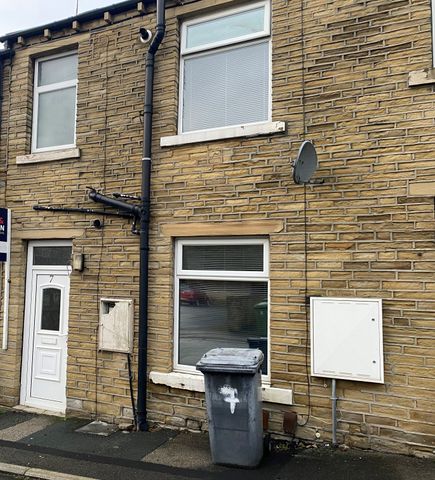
(75, 420), (118, 437)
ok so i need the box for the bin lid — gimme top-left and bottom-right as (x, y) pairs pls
(196, 348), (264, 374)
(254, 301), (268, 309)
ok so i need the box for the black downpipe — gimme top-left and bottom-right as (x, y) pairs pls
(0, 54), (3, 130)
(0, 56), (3, 152)
(137, 0), (166, 432)
(0, 47), (15, 157)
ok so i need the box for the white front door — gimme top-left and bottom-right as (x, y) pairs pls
(21, 241), (71, 412)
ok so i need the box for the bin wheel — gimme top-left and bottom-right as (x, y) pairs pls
(263, 433), (271, 452)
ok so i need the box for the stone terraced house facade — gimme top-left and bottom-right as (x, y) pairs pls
(0, 0), (434, 457)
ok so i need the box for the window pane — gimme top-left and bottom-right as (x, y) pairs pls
(182, 244), (263, 272)
(41, 288), (61, 331)
(37, 87), (76, 149)
(182, 41), (269, 132)
(178, 279), (268, 372)
(186, 7), (265, 49)
(38, 54), (77, 86)
(33, 247), (71, 266)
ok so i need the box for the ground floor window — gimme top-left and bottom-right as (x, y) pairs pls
(174, 238), (269, 374)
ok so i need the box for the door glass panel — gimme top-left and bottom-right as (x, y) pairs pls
(41, 288), (61, 331)
(33, 246), (71, 266)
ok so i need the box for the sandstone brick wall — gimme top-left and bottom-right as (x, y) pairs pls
(0, 0), (433, 457)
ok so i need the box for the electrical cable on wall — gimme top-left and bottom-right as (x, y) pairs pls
(92, 37), (138, 428)
(94, 36), (110, 419)
(297, 0), (312, 428)
(127, 353), (138, 428)
(298, 183), (311, 427)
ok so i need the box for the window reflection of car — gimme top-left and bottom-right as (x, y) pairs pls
(180, 287), (210, 306)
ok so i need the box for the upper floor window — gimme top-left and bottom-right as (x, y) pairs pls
(179, 1), (271, 134)
(32, 52), (78, 153)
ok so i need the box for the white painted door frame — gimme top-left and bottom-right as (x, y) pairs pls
(20, 240), (72, 413)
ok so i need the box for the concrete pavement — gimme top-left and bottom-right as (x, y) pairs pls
(0, 409), (432, 480)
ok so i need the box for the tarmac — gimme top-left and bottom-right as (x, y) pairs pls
(0, 408), (433, 480)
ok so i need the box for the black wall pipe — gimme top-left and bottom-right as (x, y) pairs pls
(137, 0), (166, 432)
(89, 189), (141, 216)
(0, 47), (14, 158)
(33, 204), (134, 218)
(0, 55), (3, 149)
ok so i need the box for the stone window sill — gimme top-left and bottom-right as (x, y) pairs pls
(160, 121), (286, 147)
(408, 68), (435, 86)
(16, 147), (81, 165)
(149, 370), (293, 405)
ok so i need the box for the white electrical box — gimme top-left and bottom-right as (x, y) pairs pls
(310, 297), (384, 383)
(99, 298), (134, 353)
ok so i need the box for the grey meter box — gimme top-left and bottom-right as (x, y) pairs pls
(196, 348), (264, 468)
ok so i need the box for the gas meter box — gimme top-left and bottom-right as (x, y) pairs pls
(196, 348), (264, 468)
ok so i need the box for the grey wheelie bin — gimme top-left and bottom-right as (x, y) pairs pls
(196, 348), (264, 468)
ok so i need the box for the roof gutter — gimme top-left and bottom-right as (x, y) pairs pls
(137, 0), (166, 432)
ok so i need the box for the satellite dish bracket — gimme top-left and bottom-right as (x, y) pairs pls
(307, 178), (324, 185)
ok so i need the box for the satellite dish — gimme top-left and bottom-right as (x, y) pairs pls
(293, 141), (319, 185)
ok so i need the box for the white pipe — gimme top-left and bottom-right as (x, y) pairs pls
(331, 378), (337, 445)
(2, 209), (11, 350)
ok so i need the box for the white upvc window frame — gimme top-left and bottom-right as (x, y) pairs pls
(178, 0), (272, 136)
(32, 51), (78, 154)
(180, 1), (271, 56)
(174, 237), (270, 380)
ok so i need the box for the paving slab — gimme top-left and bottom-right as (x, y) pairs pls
(142, 430), (215, 469)
(19, 418), (176, 461)
(0, 411), (35, 431)
(0, 416), (55, 442)
(142, 432), (289, 477)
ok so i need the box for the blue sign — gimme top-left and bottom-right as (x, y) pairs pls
(0, 208), (9, 262)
